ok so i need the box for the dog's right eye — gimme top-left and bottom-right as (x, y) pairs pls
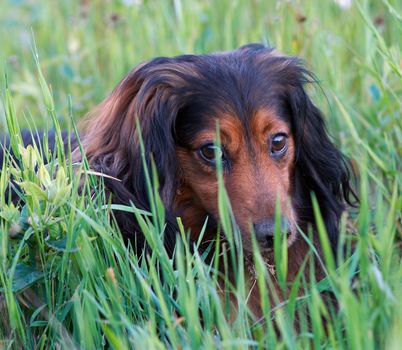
(199, 144), (224, 165)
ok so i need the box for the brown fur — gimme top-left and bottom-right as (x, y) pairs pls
(174, 109), (297, 253)
(69, 44), (356, 317)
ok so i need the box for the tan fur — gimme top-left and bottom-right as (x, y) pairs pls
(174, 109), (297, 253)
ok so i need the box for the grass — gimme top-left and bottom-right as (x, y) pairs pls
(0, 0), (401, 348)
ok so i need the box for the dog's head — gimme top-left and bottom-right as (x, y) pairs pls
(80, 44), (355, 254)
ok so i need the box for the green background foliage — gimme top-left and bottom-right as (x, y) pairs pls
(0, 0), (401, 348)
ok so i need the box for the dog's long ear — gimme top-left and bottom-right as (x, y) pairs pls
(248, 44), (357, 250)
(80, 58), (194, 203)
(76, 57), (195, 251)
(288, 78), (357, 250)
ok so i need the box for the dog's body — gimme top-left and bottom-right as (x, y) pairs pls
(1, 44), (356, 316)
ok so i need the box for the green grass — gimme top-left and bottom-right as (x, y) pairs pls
(0, 0), (401, 348)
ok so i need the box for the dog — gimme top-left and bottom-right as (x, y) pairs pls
(2, 44), (356, 316)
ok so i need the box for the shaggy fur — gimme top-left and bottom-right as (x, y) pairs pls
(1, 44), (356, 315)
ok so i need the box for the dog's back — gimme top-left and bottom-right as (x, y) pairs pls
(0, 129), (74, 169)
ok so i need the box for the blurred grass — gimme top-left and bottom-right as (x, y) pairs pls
(0, 0), (401, 349)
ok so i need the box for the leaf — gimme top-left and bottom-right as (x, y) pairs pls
(10, 263), (44, 293)
(0, 203), (20, 222)
(18, 204), (31, 232)
(45, 237), (78, 252)
(16, 181), (47, 201)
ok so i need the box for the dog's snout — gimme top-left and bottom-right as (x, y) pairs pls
(253, 218), (289, 248)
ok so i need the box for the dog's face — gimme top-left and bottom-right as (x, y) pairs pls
(174, 108), (297, 253)
(82, 44), (354, 255)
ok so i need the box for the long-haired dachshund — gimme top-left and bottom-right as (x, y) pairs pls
(2, 44), (356, 315)
(74, 43), (356, 314)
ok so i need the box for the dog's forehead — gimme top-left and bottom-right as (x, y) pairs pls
(192, 108), (290, 146)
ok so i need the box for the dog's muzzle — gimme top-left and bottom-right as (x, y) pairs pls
(253, 218), (290, 250)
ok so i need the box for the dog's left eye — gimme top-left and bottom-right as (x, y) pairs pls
(270, 133), (288, 157)
(199, 143), (225, 165)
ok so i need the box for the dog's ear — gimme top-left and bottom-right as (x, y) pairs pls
(250, 45), (357, 250)
(80, 58), (195, 204)
(288, 81), (356, 250)
(77, 57), (195, 250)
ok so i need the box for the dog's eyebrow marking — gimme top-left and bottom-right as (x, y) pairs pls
(191, 114), (244, 152)
(219, 117), (243, 144)
(251, 109), (290, 137)
(238, 108), (291, 166)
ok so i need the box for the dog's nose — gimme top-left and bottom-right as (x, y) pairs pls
(253, 218), (289, 249)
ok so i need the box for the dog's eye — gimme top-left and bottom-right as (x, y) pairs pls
(270, 133), (288, 157)
(199, 144), (224, 165)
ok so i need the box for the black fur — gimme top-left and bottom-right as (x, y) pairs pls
(1, 44), (357, 257)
